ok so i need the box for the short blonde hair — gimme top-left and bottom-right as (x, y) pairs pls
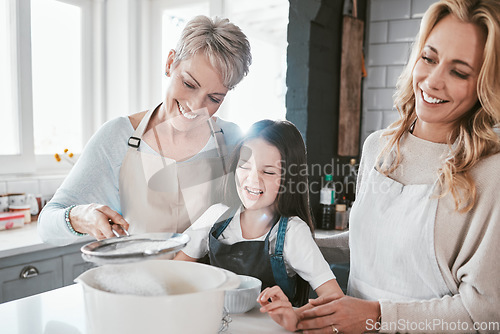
(381, 0), (500, 213)
(173, 15), (252, 90)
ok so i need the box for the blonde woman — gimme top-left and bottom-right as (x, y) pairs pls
(39, 16), (251, 244)
(259, 1), (500, 333)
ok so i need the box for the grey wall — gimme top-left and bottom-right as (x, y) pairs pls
(361, 0), (437, 143)
(286, 0), (437, 224)
(286, 0), (367, 223)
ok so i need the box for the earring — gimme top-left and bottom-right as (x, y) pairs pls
(165, 70), (169, 76)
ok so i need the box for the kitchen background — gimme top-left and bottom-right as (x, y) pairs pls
(0, 0), (438, 217)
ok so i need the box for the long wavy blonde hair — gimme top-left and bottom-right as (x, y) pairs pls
(379, 0), (500, 213)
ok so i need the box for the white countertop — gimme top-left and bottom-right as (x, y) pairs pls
(0, 283), (290, 334)
(0, 223), (53, 257)
(0, 221), (94, 259)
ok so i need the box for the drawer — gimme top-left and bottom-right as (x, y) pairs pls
(62, 252), (95, 286)
(0, 257), (63, 303)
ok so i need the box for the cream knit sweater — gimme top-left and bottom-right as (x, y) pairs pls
(326, 130), (500, 333)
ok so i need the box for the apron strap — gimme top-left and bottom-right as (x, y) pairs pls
(269, 217), (297, 300)
(273, 216), (288, 256)
(208, 118), (228, 174)
(127, 103), (161, 149)
(212, 206), (239, 239)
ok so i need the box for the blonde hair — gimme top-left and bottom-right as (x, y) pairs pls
(380, 0), (500, 212)
(173, 15), (252, 90)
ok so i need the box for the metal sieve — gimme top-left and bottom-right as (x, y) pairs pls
(80, 232), (190, 265)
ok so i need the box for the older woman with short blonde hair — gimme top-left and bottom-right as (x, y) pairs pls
(39, 16), (252, 245)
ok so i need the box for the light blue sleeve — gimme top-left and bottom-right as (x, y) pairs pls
(37, 117), (134, 246)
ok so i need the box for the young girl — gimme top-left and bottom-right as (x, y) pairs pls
(174, 120), (343, 311)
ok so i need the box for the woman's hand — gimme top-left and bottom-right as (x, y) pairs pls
(69, 203), (129, 240)
(297, 295), (381, 334)
(258, 286), (304, 332)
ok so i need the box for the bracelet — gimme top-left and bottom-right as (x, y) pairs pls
(65, 205), (87, 236)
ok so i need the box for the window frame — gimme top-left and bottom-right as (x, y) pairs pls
(0, 0), (97, 175)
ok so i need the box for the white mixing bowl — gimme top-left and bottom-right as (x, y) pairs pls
(76, 260), (239, 334)
(224, 275), (262, 314)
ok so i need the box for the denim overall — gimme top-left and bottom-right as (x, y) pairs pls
(208, 209), (306, 305)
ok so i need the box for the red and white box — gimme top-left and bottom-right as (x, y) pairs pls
(0, 212), (25, 231)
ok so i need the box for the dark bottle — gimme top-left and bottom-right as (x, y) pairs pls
(343, 159), (357, 207)
(319, 174), (336, 230)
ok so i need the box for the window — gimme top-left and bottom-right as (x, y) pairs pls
(150, 0), (289, 132)
(31, 0), (84, 155)
(0, 0), (94, 175)
(0, 0), (19, 156)
(222, 0), (288, 132)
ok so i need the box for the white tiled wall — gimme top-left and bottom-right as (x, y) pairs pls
(361, 0), (438, 144)
(0, 182), (7, 194)
(0, 175), (66, 202)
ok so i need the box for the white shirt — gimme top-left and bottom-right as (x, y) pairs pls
(182, 204), (335, 291)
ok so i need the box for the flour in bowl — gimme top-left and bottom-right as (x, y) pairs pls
(93, 266), (170, 296)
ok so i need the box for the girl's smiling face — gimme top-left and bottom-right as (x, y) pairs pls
(412, 14), (485, 138)
(235, 138), (282, 214)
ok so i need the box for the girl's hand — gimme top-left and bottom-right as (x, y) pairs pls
(297, 295), (381, 334)
(69, 203), (129, 240)
(258, 286), (301, 332)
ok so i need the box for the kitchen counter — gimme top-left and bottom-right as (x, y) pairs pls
(0, 283), (290, 334)
(0, 222), (348, 303)
(0, 222), (93, 259)
(0, 222), (346, 258)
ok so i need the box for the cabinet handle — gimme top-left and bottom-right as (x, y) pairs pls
(20, 265), (39, 279)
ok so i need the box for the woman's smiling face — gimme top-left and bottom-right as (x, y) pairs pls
(164, 51), (228, 131)
(412, 14), (486, 136)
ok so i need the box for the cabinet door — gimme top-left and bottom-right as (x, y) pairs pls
(0, 257), (63, 303)
(62, 252), (95, 286)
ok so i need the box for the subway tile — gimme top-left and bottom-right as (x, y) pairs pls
(367, 43), (412, 66)
(0, 181), (6, 194)
(38, 178), (65, 197)
(383, 110), (401, 128)
(370, 0), (411, 21)
(388, 19), (421, 42)
(361, 110), (383, 134)
(365, 66), (387, 88)
(365, 88), (396, 110)
(386, 65), (406, 87)
(411, 0), (438, 18)
(369, 21), (388, 44)
(6, 180), (40, 195)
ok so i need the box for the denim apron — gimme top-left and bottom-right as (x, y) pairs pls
(347, 161), (451, 301)
(208, 209), (302, 303)
(119, 104), (228, 234)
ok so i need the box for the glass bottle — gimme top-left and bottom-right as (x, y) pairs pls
(319, 174), (335, 230)
(343, 159), (357, 207)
